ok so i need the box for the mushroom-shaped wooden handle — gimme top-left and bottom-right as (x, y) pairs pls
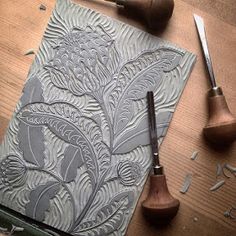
(116, 0), (174, 28)
(142, 174), (180, 224)
(204, 88), (236, 143)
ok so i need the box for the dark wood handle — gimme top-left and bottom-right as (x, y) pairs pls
(142, 175), (180, 224)
(116, 0), (174, 28)
(204, 94), (236, 143)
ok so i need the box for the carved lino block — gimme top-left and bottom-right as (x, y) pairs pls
(0, 0), (196, 235)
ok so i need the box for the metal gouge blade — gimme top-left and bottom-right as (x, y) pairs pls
(147, 91), (163, 175)
(194, 14), (236, 143)
(194, 14), (217, 88)
(147, 91), (159, 166)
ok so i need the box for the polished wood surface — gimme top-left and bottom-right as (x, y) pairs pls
(109, 0), (175, 29)
(0, 0), (236, 235)
(142, 175), (180, 224)
(203, 91), (236, 143)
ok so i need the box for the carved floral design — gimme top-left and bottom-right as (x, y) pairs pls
(0, 155), (27, 188)
(46, 26), (119, 100)
(3, 29), (183, 234)
(0, 0), (196, 235)
(117, 161), (142, 186)
(14, 27), (182, 233)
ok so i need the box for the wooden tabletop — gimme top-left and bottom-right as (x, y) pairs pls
(0, 0), (236, 235)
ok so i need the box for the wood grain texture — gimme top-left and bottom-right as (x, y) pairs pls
(181, 0), (236, 26)
(203, 93), (236, 143)
(0, 0), (236, 235)
(142, 175), (180, 223)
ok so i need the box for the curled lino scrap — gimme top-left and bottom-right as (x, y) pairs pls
(10, 225), (24, 234)
(210, 180), (225, 192)
(190, 151), (199, 161)
(180, 174), (192, 194)
(216, 163), (232, 179)
(224, 206), (236, 221)
(39, 4), (46, 11)
(0, 225), (24, 236)
(24, 49), (35, 56)
(223, 164), (236, 177)
(225, 164), (236, 172)
(222, 166), (232, 178)
(191, 151), (198, 161)
(216, 163), (223, 177)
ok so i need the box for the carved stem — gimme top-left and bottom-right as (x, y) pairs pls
(100, 101), (114, 149)
(91, 91), (114, 150)
(27, 167), (76, 230)
(70, 93), (114, 230)
(71, 169), (109, 231)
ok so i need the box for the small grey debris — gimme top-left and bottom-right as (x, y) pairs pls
(24, 49), (35, 56)
(222, 165), (232, 178)
(0, 227), (7, 232)
(224, 164), (236, 176)
(13, 227), (24, 232)
(193, 217), (198, 222)
(223, 164), (236, 178)
(224, 210), (231, 218)
(224, 206), (236, 220)
(39, 4), (46, 11)
(190, 151), (198, 160)
(180, 174), (192, 194)
(216, 163), (223, 177)
(210, 180), (225, 191)
(11, 225), (24, 233)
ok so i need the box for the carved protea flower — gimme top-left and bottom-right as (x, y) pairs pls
(0, 155), (27, 188)
(117, 161), (142, 186)
(47, 25), (119, 97)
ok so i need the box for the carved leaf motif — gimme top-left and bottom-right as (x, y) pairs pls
(17, 102), (110, 187)
(113, 111), (172, 153)
(25, 181), (60, 221)
(111, 49), (182, 136)
(18, 77), (45, 167)
(113, 67), (182, 153)
(61, 145), (84, 183)
(76, 191), (134, 235)
(20, 76), (44, 107)
(48, 66), (70, 91)
(18, 124), (45, 168)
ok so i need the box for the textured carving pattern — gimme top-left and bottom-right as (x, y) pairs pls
(0, 0), (196, 235)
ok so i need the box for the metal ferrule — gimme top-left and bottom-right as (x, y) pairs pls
(153, 152), (159, 166)
(208, 87), (223, 97)
(153, 165), (163, 175)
